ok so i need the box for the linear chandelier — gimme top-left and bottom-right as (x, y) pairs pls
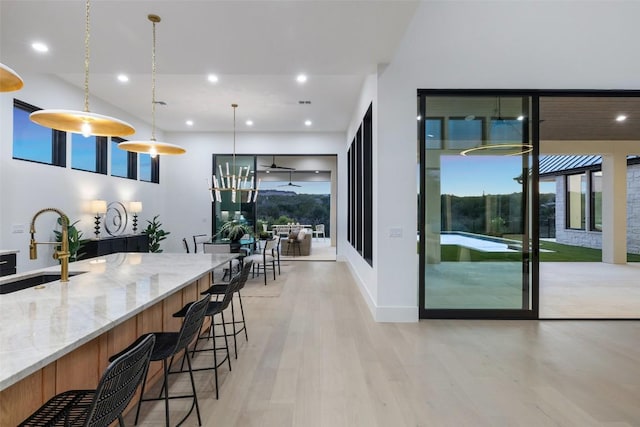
(0, 63), (24, 92)
(118, 14), (186, 158)
(209, 104), (261, 203)
(29, 0), (135, 137)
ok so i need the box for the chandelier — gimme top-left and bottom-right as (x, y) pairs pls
(29, 0), (135, 137)
(209, 104), (261, 203)
(118, 14), (186, 157)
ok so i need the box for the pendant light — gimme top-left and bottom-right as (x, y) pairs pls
(0, 63), (24, 92)
(29, 0), (135, 137)
(209, 104), (261, 203)
(118, 14), (186, 158)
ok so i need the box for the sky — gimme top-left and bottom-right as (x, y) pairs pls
(439, 155), (527, 196)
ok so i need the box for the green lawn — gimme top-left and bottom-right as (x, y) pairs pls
(440, 241), (640, 262)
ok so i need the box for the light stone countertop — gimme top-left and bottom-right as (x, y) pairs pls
(0, 249), (19, 256)
(0, 252), (235, 390)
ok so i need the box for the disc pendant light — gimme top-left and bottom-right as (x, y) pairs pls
(0, 63), (24, 92)
(29, 0), (135, 137)
(118, 14), (186, 157)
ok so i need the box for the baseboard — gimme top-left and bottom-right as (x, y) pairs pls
(343, 259), (418, 323)
(374, 305), (418, 323)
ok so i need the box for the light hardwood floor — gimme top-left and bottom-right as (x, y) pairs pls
(127, 261), (640, 426)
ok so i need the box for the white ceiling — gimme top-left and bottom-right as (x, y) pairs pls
(0, 0), (419, 133)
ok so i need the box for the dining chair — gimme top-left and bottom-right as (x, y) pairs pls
(192, 234), (209, 253)
(203, 243), (240, 281)
(243, 237), (278, 285)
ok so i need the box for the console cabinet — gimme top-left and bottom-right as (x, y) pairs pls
(0, 253), (16, 277)
(79, 235), (149, 260)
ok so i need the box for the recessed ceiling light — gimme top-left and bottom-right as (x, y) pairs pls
(207, 74), (219, 83)
(117, 74), (129, 83)
(31, 42), (48, 53)
(265, 170), (270, 174)
(245, 120), (253, 126)
(616, 115), (627, 122)
(315, 170), (319, 174)
(417, 115), (422, 121)
(517, 115), (525, 121)
(186, 120), (194, 126)
(296, 74), (307, 84)
(304, 120), (312, 126)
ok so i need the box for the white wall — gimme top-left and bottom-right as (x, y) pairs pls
(0, 74), (166, 271)
(346, 0), (640, 322)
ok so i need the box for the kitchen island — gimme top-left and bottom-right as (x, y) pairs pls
(0, 252), (235, 426)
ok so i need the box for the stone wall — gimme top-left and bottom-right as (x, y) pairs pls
(554, 164), (640, 254)
(628, 164), (640, 254)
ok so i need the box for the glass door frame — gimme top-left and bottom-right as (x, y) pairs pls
(418, 89), (540, 319)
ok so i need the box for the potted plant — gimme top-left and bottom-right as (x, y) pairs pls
(143, 214), (170, 253)
(218, 220), (252, 252)
(53, 216), (87, 262)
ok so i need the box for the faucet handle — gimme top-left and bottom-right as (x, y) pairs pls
(29, 239), (37, 259)
(53, 250), (70, 261)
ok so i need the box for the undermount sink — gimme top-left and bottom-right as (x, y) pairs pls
(0, 272), (87, 295)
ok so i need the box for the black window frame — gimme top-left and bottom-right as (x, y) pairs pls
(13, 99), (66, 167)
(70, 134), (108, 174)
(111, 137), (138, 180)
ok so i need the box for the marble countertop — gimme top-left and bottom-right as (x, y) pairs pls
(0, 252), (235, 390)
(0, 249), (19, 256)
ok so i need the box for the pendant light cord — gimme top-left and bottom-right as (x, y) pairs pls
(83, 0), (90, 113)
(232, 103), (237, 185)
(151, 17), (157, 141)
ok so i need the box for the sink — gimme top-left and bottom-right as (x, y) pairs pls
(0, 272), (87, 294)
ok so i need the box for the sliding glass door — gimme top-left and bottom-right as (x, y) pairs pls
(418, 91), (537, 318)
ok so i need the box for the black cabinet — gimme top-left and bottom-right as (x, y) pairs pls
(79, 235), (149, 260)
(0, 253), (17, 277)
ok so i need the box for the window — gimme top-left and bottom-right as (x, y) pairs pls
(71, 134), (107, 173)
(489, 118), (523, 142)
(111, 137), (136, 179)
(139, 153), (159, 183)
(447, 117), (483, 149)
(566, 173), (586, 230)
(13, 99), (66, 166)
(590, 171), (602, 231)
(139, 153), (152, 181)
(347, 103), (373, 265)
(425, 118), (443, 149)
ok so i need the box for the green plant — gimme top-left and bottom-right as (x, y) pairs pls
(53, 216), (87, 262)
(218, 220), (252, 242)
(143, 214), (170, 253)
(258, 231), (271, 240)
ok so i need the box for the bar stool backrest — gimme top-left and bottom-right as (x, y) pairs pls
(174, 294), (210, 354)
(87, 333), (156, 426)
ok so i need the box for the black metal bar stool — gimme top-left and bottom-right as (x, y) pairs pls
(121, 294), (210, 427)
(201, 261), (253, 359)
(172, 272), (241, 400)
(19, 334), (155, 427)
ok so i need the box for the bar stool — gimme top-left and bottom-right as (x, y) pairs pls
(123, 294), (210, 427)
(172, 273), (241, 399)
(201, 261), (253, 359)
(19, 334), (155, 427)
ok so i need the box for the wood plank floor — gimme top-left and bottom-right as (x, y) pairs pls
(127, 261), (640, 426)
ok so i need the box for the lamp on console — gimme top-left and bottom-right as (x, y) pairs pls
(129, 201), (142, 233)
(90, 199), (107, 238)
